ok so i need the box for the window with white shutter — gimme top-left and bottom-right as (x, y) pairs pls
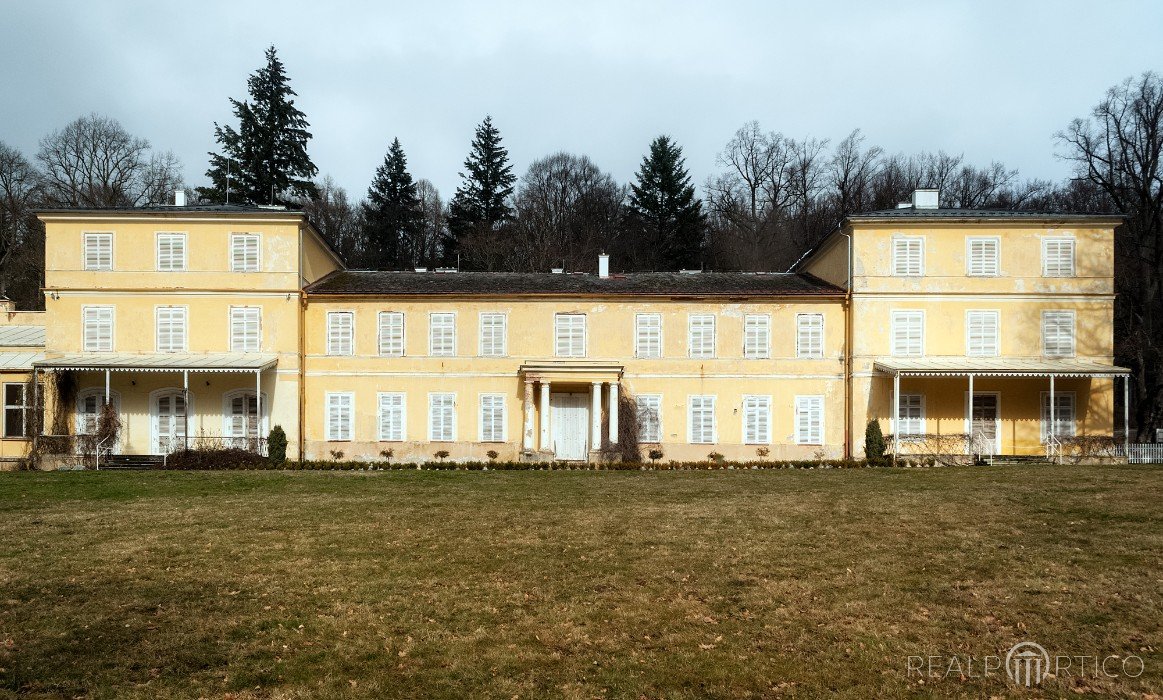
(429, 313), (456, 356)
(230, 307), (261, 353)
(744, 314), (770, 359)
(796, 313), (824, 358)
(155, 307), (187, 353)
(890, 310), (924, 357)
(966, 310), (999, 357)
(479, 394), (506, 442)
(742, 395), (771, 444)
(156, 233), (187, 271)
(1040, 392), (1076, 442)
(231, 233), (261, 272)
(636, 395), (662, 443)
(326, 392), (353, 441)
(897, 395), (925, 438)
(429, 393), (456, 442)
(688, 314), (716, 358)
(1042, 311), (1075, 358)
(892, 237), (924, 276)
(554, 314), (586, 357)
(479, 313), (507, 357)
(1042, 238), (1075, 277)
(635, 313), (662, 358)
(794, 395), (824, 445)
(82, 306), (114, 351)
(83, 233), (113, 271)
(378, 392), (405, 441)
(327, 311), (354, 356)
(966, 237), (999, 276)
(378, 312), (405, 357)
(687, 395), (716, 444)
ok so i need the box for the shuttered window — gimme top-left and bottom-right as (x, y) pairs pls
(429, 393), (456, 442)
(1042, 311), (1075, 358)
(966, 310), (999, 357)
(554, 314), (586, 357)
(479, 313), (507, 357)
(82, 306), (114, 351)
(636, 395), (662, 443)
(326, 392), (353, 441)
(891, 310), (924, 357)
(83, 232), (113, 271)
(429, 313), (456, 356)
(892, 237), (924, 276)
(156, 307), (187, 353)
(230, 307), (261, 353)
(688, 314), (716, 358)
(687, 395), (716, 444)
(378, 312), (404, 357)
(231, 233), (261, 272)
(794, 395), (824, 445)
(635, 313), (662, 358)
(742, 395), (771, 445)
(378, 392), (405, 441)
(796, 313), (824, 358)
(898, 395), (925, 438)
(327, 311), (354, 356)
(1040, 393), (1076, 441)
(966, 237), (999, 276)
(156, 233), (187, 271)
(479, 394), (506, 442)
(743, 314), (770, 359)
(1042, 238), (1075, 277)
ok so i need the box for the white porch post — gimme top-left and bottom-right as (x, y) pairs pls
(255, 369), (262, 448)
(1124, 374), (1131, 457)
(31, 368), (38, 439)
(182, 370), (189, 451)
(608, 382), (619, 444)
(968, 373), (974, 454)
(1049, 374), (1056, 461)
(522, 378), (535, 451)
(892, 372), (900, 463)
(590, 381), (602, 451)
(104, 369), (111, 406)
(538, 381), (550, 451)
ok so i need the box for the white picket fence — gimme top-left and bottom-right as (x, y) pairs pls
(1128, 443), (1163, 464)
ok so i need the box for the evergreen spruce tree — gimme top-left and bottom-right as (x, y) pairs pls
(199, 46), (318, 205)
(361, 138), (424, 269)
(626, 136), (706, 270)
(446, 116), (516, 269)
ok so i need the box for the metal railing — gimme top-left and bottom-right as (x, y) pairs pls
(1045, 435), (1063, 464)
(1127, 443), (1163, 464)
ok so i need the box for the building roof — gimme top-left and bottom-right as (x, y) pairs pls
(36, 204), (301, 216)
(847, 207), (1126, 223)
(34, 353), (278, 372)
(0, 351), (43, 371)
(873, 357), (1130, 377)
(0, 325), (45, 348)
(305, 270), (844, 297)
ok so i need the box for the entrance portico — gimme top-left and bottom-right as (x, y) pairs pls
(519, 362), (623, 461)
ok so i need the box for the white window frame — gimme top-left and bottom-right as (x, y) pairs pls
(794, 395), (825, 445)
(892, 236), (924, 277)
(82, 305), (114, 352)
(1042, 310), (1076, 358)
(155, 232), (187, 272)
(743, 314), (771, 359)
(222, 389), (267, 442)
(965, 236), (1000, 277)
(554, 313), (587, 358)
(687, 314), (716, 359)
(1040, 391), (1076, 443)
(377, 392), (406, 442)
(890, 310), (924, 357)
(478, 393), (507, 443)
(478, 312), (508, 357)
(687, 395), (717, 444)
(155, 306), (188, 353)
(635, 313), (662, 359)
(795, 313), (824, 359)
(428, 392), (457, 442)
(965, 310), (1000, 357)
(897, 394), (926, 439)
(326, 311), (354, 356)
(82, 232), (113, 271)
(325, 392), (354, 441)
(635, 394), (662, 444)
(1042, 237), (1075, 277)
(378, 311), (405, 357)
(230, 233), (262, 272)
(229, 306), (261, 353)
(429, 312), (457, 357)
(3, 383), (31, 438)
(742, 395), (772, 445)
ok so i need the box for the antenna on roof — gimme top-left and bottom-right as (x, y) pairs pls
(225, 158), (232, 205)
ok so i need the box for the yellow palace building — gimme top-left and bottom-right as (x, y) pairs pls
(0, 189), (1130, 466)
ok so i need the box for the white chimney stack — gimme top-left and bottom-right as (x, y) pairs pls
(174, 189), (187, 207)
(911, 188), (939, 209)
(598, 253), (609, 278)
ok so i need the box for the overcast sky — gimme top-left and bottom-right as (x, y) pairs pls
(2, 1), (1161, 202)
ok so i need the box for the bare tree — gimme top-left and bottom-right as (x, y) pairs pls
(415, 179), (447, 269)
(302, 176), (361, 267)
(829, 129), (882, 218)
(0, 142), (44, 309)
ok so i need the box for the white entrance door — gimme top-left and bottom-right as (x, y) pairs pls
(153, 391), (188, 454)
(550, 393), (589, 460)
(968, 393), (1001, 455)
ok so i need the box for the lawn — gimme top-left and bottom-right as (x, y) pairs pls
(0, 466), (1160, 699)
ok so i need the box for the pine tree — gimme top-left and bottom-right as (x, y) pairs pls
(626, 136), (706, 270)
(198, 46), (318, 205)
(446, 116), (516, 269)
(361, 138), (424, 269)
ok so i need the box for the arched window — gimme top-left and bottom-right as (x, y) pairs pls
(76, 389), (121, 436)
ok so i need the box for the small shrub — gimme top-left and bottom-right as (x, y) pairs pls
(707, 451), (725, 465)
(756, 446), (770, 460)
(267, 425), (288, 464)
(434, 450), (450, 462)
(648, 448), (664, 464)
(486, 450), (499, 461)
(865, 420), (885, 460)
(329, 449), (345, 460)
(379, 448), (394, 461)
(163, 448), (270, 470)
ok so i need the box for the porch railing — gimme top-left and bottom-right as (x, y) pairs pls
(1127, 443), (1163, 464)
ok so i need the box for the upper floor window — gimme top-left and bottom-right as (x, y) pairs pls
(892, 237), (924, 276)
(794, 395), (824, 445)
(83, 232), (113, 271)
(1042, 310), (1075, 358)
(326, 311), (354, 356)
(231, 233), (261, 272)
(688, 314), (716, 358)
(378, 312), (405, 357)
(82, 306), (114, 352)
(966, 237), (999, 276)
(230, 307), (261, 353)
(555, 313), (586, 358)
(156, 306), (188, 353)
(891, 310), (924, 357)
(743, 314), (770, 359)
(742, 395), (771, 445)
(479, 394), (506, 442)
(156, 233), (187, 272)
(430, 312), (456, 356)
(688, 395), (716, 444)
(636, 394), (662, 443)
(1042, 238), (1075, 277)
(378, 392), (405, 441)
(796, 313), (824, 359)
(326, 392), (353, 441)
(479, 313), (507, 357)
(966, 310), (999, 357)
(635, 313), (662, 358)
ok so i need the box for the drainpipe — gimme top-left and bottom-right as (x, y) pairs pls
(841, 230), (853, 460)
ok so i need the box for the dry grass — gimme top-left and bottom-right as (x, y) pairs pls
(0, 465), (1160, 698)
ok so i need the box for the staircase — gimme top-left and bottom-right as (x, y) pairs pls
(98, 454), (166, 470)
(987, 454), (1054, 467)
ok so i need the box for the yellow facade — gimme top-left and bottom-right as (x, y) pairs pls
(0, 302), (44, 462)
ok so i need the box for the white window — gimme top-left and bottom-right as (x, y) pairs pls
(230, 307), (261, 353)
(327, 311), (354, 356)
(378, 312), (404, 357)
(429, 313), (456, 356)
(156, 233), (187, 271)
(796, 313), (824, 359)
(82, 306), (114, 351)
(224, 390), (263, 443)
(742, 395), (771, 445)
(1042, 311), (1075, 358)
(966, 237), (999, 276)
(897, 395), (925, 438)
(231, 233), (261, 272)
(636, 394), (662, 443)
(687, 395), (716, 444)
(688, 314), (716, 358)
(892, 237), (924, 276)
(1040, 392), (1076, 442)
(966, 310), (999, 357)
(429, 393), (456, 442)
(479, 313), (507, 357)
(794, 395), (824, 445)
(1042, 238), (1075, 277)
(743, 314), (770, 359)
(156, 307), (187, 353)
(3, 383), (31, 438)
(83, 232), (113, 271)
(378, 392), (405, 441)
(76, 389), (120, 437)
(554, 314), (586, 358)
(326, 392), (353, 441)
(891, 310), (924, 357)
(479, 394), (506, 442)
(635, 313), (662, 358)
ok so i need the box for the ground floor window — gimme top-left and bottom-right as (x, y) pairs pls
(326, 393), (353, 441)
(479, 394), (505, 442)
(378, 393), (405, 441)
(429, 393), (456, 442)
(76, 389), (122, 437)
(224, 390), (265, 447)
(636, 395), (661, 443)
(794, 395), (824, 445)
(688, 395), (716, 444)
(1040, 392), (1075, 442)
(3, 383), (30, 438)
(742, 395), (771, 444)
(897, 394), (925, 438)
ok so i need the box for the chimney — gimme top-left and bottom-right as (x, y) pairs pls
(598, 253), (609, 278)
(0, 297), (14, 313)
(550, 267), (564, 274)
(174, 189), (187, 207)
(911, 188), (939, 210)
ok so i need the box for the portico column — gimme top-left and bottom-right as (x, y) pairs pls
(967, 373), (974, 455)
(182, 370), (190, 451)
(255, 370), (262, 449)
(1049, 374), (1056, 462)
(539, 381), (550, 451)
(608, 382), (619, 443)
(590, 381), (602, 450)
(892, 371), (900, 463)
(104, 369), (111, 406)
(522, 378), (535, 451)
